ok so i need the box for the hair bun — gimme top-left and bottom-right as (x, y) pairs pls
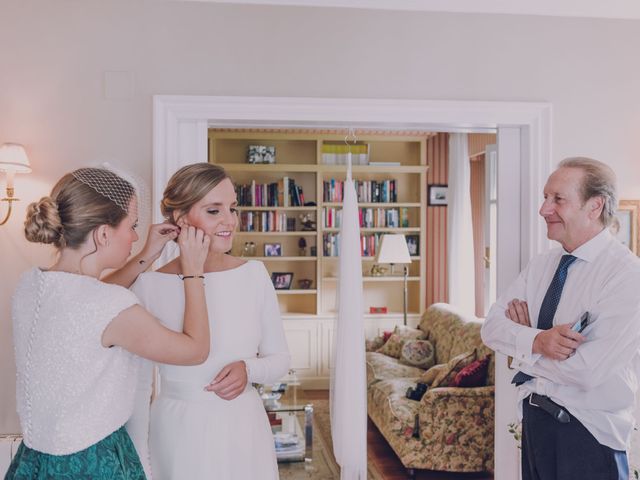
(24, 197), (64, 246)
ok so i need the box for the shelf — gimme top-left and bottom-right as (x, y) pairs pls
(219, 164), (427, 174)
(248, 256), (317, 262)
(237, 206), (316, 211)
(220, 164), (318, 173)
(276, 289), (318, 295)
(322, 276), (420, 282)
(322, 202), (421, 208)
(235, 231), (318, 236)
(320, 165), (427, 174)
(323, 227), (420, 233)
(321, 256), (421, 261)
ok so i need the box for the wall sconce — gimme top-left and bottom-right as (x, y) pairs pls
(0, 143), (32, 226)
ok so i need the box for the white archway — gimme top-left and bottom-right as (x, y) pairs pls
(152, 95), (553, 479)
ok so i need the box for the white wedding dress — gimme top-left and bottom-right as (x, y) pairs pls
(129, 260), (290, 480)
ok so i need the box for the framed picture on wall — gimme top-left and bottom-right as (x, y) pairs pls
(428, 184), (448, 206)
(611, 200), (640, 255)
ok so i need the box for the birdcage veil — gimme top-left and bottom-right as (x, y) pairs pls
(71, 163), (151, 232)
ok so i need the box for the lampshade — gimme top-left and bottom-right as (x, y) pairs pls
(376, 234), (411, 264)
(0, 143), (31, 173)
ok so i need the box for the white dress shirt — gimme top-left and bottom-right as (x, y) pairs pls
(481, 228), (640, 451)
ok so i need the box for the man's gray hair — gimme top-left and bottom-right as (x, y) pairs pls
(558, 157), (617, 226)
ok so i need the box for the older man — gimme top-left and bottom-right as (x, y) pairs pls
(482, 157), (640, 480)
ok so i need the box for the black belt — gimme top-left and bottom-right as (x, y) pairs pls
(527, 393), (571, 424)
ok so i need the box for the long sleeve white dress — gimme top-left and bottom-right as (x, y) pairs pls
(129, 260), (290, 480)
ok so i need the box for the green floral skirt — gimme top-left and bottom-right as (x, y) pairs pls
(4, 426), (146, 480)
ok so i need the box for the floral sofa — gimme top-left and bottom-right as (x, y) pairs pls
(366, 303), (495, 474)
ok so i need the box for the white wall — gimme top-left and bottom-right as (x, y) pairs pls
(1, 0), (639, 433)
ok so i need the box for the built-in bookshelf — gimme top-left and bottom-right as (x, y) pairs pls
(208, 129), (430, 386)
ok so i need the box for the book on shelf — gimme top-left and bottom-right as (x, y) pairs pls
(321, 144), (369, 165)
(323, 207), (409, 229)
(236, 176), (303, 207)
(323, 179), (397, 203)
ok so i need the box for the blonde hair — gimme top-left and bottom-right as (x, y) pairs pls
(558, 157), (617, 226)
(161, 163), (231, 225)
(24, 169), (135, 249)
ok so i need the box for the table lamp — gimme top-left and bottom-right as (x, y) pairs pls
(376, 234), (412, 325)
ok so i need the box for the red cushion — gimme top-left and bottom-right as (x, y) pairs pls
(453, 355), (490, 387)
(382, 330), (394, 343)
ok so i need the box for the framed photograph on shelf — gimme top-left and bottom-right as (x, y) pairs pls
(405, 235), (419, 256)
(264, 243), (282, 257)
(271, 272), (293, 290)
(611, 200), (640, 255)
(247, 145), (276, 164)
(428, 184), (448, 206)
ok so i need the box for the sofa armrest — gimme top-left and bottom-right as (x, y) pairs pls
(413, 385), (494, 472)
(420, 385), (494, 404)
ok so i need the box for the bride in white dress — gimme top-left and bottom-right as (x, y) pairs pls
(130, 163), (290, 479)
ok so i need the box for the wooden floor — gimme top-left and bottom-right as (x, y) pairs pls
(304, 390), (493, 480)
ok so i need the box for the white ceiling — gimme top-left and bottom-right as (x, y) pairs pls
(170, 0), (640, 20)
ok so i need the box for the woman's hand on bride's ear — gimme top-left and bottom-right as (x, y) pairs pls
(204, 361), (248, 401)
(139, 222), (179, 263)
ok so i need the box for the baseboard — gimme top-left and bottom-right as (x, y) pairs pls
(0, 435), (22, 476)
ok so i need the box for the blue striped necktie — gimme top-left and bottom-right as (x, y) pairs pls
(512, 254), (577, 386)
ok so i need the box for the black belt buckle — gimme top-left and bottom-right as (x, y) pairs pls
(529, 394), (570, 424)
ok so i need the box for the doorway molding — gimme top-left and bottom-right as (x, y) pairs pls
(152, 95), (553, 480)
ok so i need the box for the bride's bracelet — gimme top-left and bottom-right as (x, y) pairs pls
(179, 274), (205, 280)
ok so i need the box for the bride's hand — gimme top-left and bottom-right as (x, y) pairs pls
(177, 225), (209, 276)
(204, 361), (248, 400)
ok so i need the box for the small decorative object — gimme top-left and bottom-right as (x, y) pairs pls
(611, 200), (639, 255)
(369, 306), (388, 314)
(299, 213), (316, 231)
(370, 264), (387, 276)
(247, 145), (276, 164)
(286, 217), (296, 231)
(310, 246), (317, 257)
(271, 272), (293, 290)
(298, 237), (307, 256)
(242, 241), (256, 257)
(298, 279), (312, 289)
(264, 243), (282, 257)
(428, 184), (448, 206)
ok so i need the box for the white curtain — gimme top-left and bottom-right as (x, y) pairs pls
(447, 133), (476, 315)
(330, 152), (367, 479)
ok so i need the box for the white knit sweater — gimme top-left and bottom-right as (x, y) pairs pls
(12, 268), (141, 454)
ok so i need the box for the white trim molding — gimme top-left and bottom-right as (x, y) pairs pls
(152, 95), (552, 479)
(153, 95), (551, 257)
(166, 0), (640, 20)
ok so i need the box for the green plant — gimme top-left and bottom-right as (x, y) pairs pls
(507, 421), (522, 450)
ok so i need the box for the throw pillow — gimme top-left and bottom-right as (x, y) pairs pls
(376, 333), (405, 358)
(453, 355), (490, 387)
(419, 363), (448, 385)
(382, 330), (394, 343)
(431, 349), (477, 388)
(399, 339), (436, 369)
(393, 325), (427, 341)
(365, 336), (386, 352)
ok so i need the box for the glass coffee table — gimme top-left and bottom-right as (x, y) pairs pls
(262, 382), (313, 463)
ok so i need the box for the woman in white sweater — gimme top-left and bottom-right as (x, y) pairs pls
(7, 167), (210, 479)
